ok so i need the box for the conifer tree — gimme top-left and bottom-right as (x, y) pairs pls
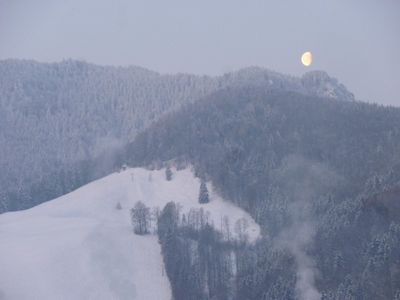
(199, 179), (210, 204)
(165, 166), (173, 181)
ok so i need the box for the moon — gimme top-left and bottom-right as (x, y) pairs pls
(301, 51), (313, 66)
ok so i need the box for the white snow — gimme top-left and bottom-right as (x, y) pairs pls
(0, 167), (260, 300)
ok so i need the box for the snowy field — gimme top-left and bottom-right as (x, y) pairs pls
(0, 167), (260, 300)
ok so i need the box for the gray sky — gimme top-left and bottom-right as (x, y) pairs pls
(0, 0), (399, 106)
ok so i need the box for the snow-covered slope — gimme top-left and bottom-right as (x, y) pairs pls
(0, 167), (260, 300)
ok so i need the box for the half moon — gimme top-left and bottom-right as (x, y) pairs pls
(301, 51), (313, 66)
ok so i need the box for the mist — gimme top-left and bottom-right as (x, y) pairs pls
(274, 155), (340, 300)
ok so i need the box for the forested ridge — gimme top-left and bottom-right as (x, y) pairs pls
(0, 60), (352, 212)
(125, 87), (400, 299)
(0, 59), (216, 211)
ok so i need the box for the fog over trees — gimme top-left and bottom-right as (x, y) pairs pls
(125, 86), (400, 299)
(1, 59), (400, 299)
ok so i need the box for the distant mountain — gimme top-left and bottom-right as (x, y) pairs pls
(0, 60), (354, 212)
(223, 67), (355, 101)
(301, 70), (354, 100)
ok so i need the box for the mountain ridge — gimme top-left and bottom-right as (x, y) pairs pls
(0, 59), (355, 213)
(122, 84), (400, 299)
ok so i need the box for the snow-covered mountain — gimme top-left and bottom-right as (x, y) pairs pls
(0, 59), (354, 214)
(0, 59), (219, 213)
(222, 67), (355, 101)
(0, 167), (259, 300)
(301, 70), (354, 101)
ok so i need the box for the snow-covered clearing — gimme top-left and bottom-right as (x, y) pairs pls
(0, 167), (260, 300)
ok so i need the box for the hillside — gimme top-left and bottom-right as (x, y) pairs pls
(124, 87), (400, 299)
(0, 60), (354, 213)
(0, 166), (259, 300)
(0, 59), (217, 212)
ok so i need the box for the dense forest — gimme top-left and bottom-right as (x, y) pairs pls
(0, 60), (353, 212)
(125, 87), (400, 299)
(0, 59), (216, 211)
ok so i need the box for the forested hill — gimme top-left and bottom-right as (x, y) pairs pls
(124, 86), (400, 299)
(0, 59), (353, 212)
(0, 59), (215, 211)
(126, 87), (400, 202)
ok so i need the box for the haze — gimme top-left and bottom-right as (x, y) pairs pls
(0, 0), (399, 106)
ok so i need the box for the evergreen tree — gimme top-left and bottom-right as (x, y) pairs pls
(165, 166), (173, 181)
(198, 179), (210, 204)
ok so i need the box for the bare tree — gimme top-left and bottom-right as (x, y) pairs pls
(130, 201), (151, 235)
(221, 216), (231, 241)
(234, 218), (249, 243)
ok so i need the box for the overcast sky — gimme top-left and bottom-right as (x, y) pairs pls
(0, 0), (399, 106)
